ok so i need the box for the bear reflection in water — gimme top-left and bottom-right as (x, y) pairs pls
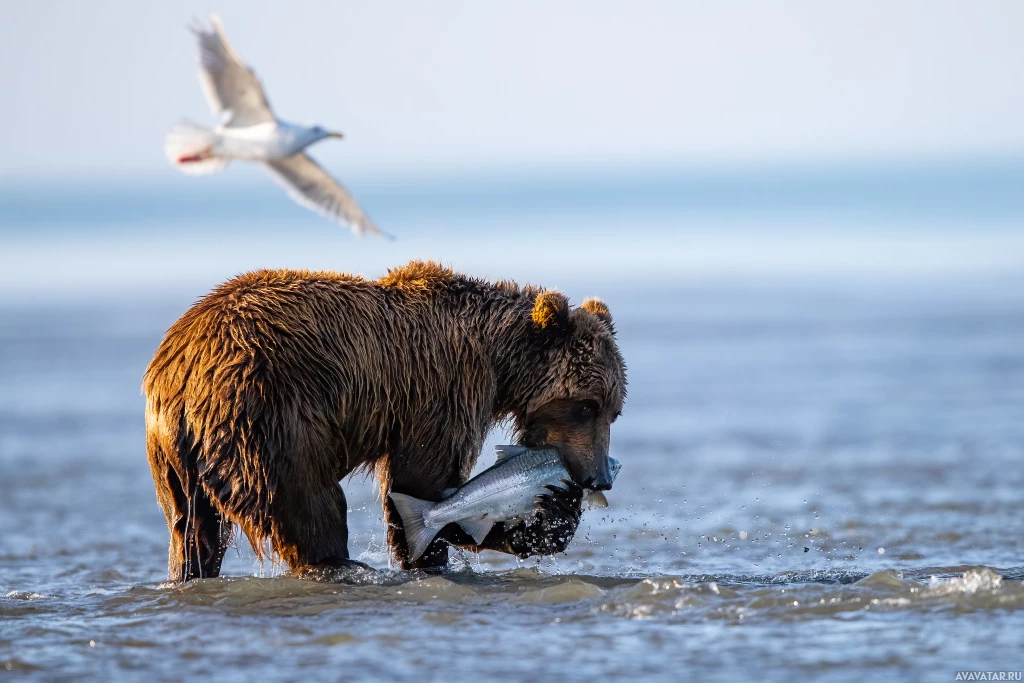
(143, 260), (627, 581)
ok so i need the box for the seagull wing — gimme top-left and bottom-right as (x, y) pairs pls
(263, 154), (390, 238)
(191, 15), (274, 128)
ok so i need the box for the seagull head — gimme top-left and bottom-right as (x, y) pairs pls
(311, 125), (344, 141)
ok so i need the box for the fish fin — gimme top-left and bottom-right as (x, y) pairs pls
(441, 487), (458, 499)
(584, 491), (609, 508)
(388, 492), (441, 562)
(458, 518), (494, 545)
(494, 445), (530, 462)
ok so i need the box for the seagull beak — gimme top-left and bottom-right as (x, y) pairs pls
(327, 131), (344, 139)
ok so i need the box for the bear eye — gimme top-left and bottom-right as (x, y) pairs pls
(573, 401), (599, 421)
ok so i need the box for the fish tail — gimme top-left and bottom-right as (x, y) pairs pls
(164, 121), (227, 175)
(388, 492), (441, 563)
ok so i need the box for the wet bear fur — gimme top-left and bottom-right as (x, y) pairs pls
(143, 260), (626, 581)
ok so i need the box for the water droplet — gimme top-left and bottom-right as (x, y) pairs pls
(877, 547), (885, 554)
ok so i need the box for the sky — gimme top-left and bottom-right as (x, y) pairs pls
(2, 1), (1024, 181)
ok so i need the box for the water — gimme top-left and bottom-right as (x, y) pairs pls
(2, 167), (1024, 680)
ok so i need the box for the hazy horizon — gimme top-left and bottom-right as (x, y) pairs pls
(3, 158), (1023, 302)
(2, 2), (1022, 298)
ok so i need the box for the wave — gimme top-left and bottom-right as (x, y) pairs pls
(11, 565), (1012, 623)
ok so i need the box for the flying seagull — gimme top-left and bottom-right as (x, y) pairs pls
(165, 15), (389, 238)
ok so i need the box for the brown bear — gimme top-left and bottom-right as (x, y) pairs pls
(143, 260), (626, 581)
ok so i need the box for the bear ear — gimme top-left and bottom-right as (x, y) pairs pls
(532, 290), (570, 331)
(581, 297), (614, 331)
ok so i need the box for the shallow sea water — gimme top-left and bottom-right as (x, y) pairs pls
(1, 281), (1023, 681)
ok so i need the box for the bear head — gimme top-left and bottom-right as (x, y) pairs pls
(516, 291), (627, 490)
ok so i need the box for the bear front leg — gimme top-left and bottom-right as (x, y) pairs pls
(380, 458), (458, 572)
(272, 482), (372, 578)
(453, 479), (585, 559)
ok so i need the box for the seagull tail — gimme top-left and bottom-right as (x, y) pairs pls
(165, 121), (228, 175)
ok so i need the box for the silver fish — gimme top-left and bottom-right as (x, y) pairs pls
(389, 445), (621, 562)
